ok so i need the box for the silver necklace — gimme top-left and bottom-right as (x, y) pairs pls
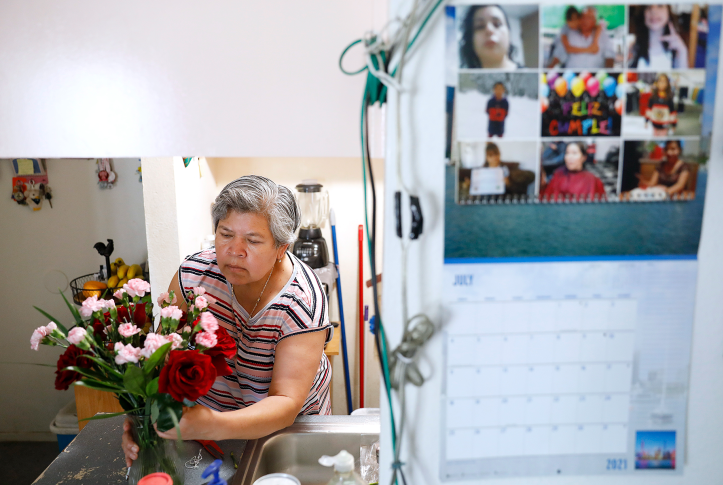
(250, 261), (277, 317)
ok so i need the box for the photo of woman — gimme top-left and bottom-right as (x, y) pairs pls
(541, 141), (608, 200)
(621, 139), (701, 200)
(458, 4), (539, 69)
(628, 4), (710, 69)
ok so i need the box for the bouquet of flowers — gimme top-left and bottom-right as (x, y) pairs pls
(30, 279), (235, 484)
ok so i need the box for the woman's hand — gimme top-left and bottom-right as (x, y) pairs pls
(661, 21), (689, 66)
(122, 418), (139, 468)
(155, 404), (220, 441)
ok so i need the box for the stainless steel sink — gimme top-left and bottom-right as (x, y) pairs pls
(232, 415), (380, 485)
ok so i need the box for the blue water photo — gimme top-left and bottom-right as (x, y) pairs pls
(444, 165), (706, 259)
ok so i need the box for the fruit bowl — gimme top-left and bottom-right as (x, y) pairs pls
(70, 269), (149, 306)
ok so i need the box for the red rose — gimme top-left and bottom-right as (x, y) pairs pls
(91, 312), (111, 338)
(55, 345), (92, 391)
(204, 326), (236, 377)
(158, 350), (217, 402)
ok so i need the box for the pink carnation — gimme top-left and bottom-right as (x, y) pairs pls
(118, 323), (141, 338)
(194, 295), (209, 310)
(141, 333), (169, 359)
(30, 322), (59, 350)
(195, 331), (217, 349)
(193, 286), (206, 296)
(157, 291), (177, 307)
(160, 306), (183, 320)
(100, 299), (116, 309)
(67, 327), (88, 345)
(199, 312), (219, 333)
(124, 278), (151, 298)
(80, 296), (104, 318)
(114, 342), (142, 364)
(113, 288), (127, 299)
(168, 333), (183, 350)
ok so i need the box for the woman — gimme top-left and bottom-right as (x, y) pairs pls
(645, 73), (677, 137)
(629, 5), (689, 69)
(652, 140), (690, 195)
(122, 175), (332, 466)
(542, 142), (607, 201)
(460, 5), (519, 69)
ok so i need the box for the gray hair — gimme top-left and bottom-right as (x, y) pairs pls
(211, 175), (300, 247)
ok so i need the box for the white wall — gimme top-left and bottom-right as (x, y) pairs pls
(0, 0), (384, 158)
(381, 1), (723, 485)
(0, 159), (147, 440)
(207, 158), (384, 414)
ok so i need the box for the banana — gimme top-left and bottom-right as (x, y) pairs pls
(107, 275), (120, 288)
(110, 262), (118, 275)
(118, 278), (128, 288)
(117, 264), (129, 280)
(115, 257), (125, 267)
(127, 264), (143, 279)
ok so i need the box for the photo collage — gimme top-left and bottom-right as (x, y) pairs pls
(445, 4), (718, 204)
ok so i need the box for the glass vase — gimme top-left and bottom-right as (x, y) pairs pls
(127, 414), (185, 485)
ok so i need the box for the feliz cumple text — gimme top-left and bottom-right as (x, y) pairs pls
(548, 101), (614, 136)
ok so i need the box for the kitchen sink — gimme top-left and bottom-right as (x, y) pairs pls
(232, 415), (380, 485)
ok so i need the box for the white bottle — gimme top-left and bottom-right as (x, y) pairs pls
(319, 450), (366, 485)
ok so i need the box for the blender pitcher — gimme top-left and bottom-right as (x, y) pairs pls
(292, 180), (329, 268)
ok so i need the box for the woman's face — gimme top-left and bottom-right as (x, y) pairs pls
(214, 211), (284, 287)
(656, 75), (670, 92)
(487, 152), (501, 167)
(665, 142), (681, 161)
(473, 6), (511, 67)
(564, 144), (585, 172)
(645, 5), (670, 32)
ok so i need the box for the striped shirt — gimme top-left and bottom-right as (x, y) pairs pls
(178, 249), (332, 415)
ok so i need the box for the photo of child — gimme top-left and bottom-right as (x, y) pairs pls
(457, 72), (539, 140)
(628, 4), (711, 69)
(487, 82), (509, 137)
(621, 139), (703, 200)
(457, 140), (537, 203)
(543, 5), (626, 69)
(540, 139), (620, 201)
(457, 4), (539, 69)
(624, 70), (705, 137)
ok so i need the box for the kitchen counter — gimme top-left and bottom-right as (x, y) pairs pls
(33, 415), (246, 485)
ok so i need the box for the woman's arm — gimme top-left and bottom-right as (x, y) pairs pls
(665, 170), (689, 195)
(167, 270), (188, 312)
(562, 33), (599, 54)
(156, 330), (327, 441)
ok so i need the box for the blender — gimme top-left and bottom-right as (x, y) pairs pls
(292, 180), (329, 269)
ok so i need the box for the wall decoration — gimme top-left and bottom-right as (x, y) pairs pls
(97, 158), (117, 189)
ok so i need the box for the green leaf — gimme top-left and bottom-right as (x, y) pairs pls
(84, 356), (124, 380)
(64, 366), (111, 383)
(142, 342), (172, 375)
(182, 399), (197, 408)
(146, 377), (159, 396)
(60, 291), (83, 324)
(151, 400), (159, 424)
(74, 379), (125, 393)
(123, 365), (147, 397)
(154, 393), (183, 433)
(0, 362), (55, 368)
(33, 307), (69, 335)
(78, 408), (142, 422)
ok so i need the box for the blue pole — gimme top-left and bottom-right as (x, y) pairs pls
(330, 209), (353, 414)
